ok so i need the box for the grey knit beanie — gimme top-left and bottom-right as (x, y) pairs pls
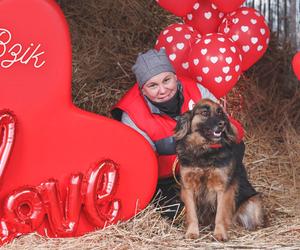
(132, 48), (175, 87)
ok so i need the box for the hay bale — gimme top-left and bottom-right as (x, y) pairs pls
(3, 0), (300, 249)
(57, 0), (179, 116)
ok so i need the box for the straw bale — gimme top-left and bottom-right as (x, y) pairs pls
(3, 0), (300, 249)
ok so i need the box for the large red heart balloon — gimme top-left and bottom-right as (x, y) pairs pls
(183, 0), (225, 35)
(210, 0), (245, 13)
(219, 7), (270, 71)
(187, 33), (242, 98)
(0, 0), (157, 244)
(292, 51), (300, 80)
(155, 23), (200, 77)
(156, 0), (198, 17)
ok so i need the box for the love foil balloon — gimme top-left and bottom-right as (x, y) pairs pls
(0, 0), (157, 245)
(188, 33), (242, 98)
(0, 111), (15, 179)
(155, 0), (198, 17)
(219, 7), (270, 71)
(155, 23), (201, 77)
(292, 51), (300, 80)
(184, 0), (225, 35)
(210, 0), (245, 13)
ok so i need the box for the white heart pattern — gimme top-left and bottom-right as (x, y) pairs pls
(225, 75), (233, 82)
(222, 66), (230, 74)
(224, 27), (230, 33)
(169, 54), (176, 61)
(210, 57), (218, 64)
(201, 49), (207, 55)
(204, 39), (211, 44)
(176, 43), (185, 50)
(187, 14), (193, 21)
(260, 28), (266, 35)
(241, 26), (249, 32)
(175, 27), (182, 32)
(232, 18), (239, 24)
(250, 37), (258, 44)
(215, 76), (222, 83)
(202, 67), (209, 74)
(196, 76), (202, 82)
(182, 62), (189, 69)
(193, 58), (199, 65)
(185, 34), (191, 40)
(204, 12), (212, 20)
(225, 57), (233, 64)
(242, 45), (250, 52)
(166, 36), (173, 43)
(193, 2), (200, 10)
(219, 48), (226, 53)
(232, 35), (239, 41)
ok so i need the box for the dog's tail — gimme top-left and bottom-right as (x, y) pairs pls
(234, 194), (265, 230)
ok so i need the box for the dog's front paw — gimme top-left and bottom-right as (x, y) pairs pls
(185, 225), (200, 239)
(213, 226), (228, 242)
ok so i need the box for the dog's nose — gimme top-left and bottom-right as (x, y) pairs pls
(218, 120), (225, 127)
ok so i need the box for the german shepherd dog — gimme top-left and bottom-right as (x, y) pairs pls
(174, 99), (264, 241)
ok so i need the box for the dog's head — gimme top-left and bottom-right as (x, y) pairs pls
(174, 99), (236, 144)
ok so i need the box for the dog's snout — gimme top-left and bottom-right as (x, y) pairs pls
(218, 120), (225, 128)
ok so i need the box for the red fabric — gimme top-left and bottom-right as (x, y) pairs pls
(228, 116), (244, 143)
(157, 155), (179, 179)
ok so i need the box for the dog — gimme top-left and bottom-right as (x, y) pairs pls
(174, 99), (264, 241)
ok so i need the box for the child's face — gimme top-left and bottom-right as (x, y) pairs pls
(141, 72), (177, 103)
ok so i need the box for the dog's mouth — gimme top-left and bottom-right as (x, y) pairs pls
(209, 127), (225, 141)
(213, 130), (223, 137)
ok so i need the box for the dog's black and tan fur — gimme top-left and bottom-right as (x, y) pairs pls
(174, 99), (264, 241)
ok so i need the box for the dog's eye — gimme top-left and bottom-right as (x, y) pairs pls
(216, 107), (223, 115)
(201, 110), (209, 117)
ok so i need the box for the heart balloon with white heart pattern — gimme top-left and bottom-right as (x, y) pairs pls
(155, 23), (201, 76)
(187, 33), (242, 98)
(219, 7), (270, 71)
(183, 0), (225, 35)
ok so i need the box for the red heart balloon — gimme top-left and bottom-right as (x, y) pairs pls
(0, 0), (157, 243)
(156, 0), (198, 17)
(155, 23), (200, 77)
(210, 0), (245, 13)
(187, 33), (242, 98)
(184, 0), (225, 35)
(292, 51), (300, 80)
(219, 7), (270, 71)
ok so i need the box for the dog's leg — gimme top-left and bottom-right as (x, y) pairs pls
(181, 186), (199, 239)
(213, 184), (236, 241)
(235, 194), (264, 230)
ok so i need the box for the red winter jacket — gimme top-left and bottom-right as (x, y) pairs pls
(111, 76), (244, 179)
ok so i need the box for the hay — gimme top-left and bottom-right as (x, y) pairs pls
(3, 0), (300, 249)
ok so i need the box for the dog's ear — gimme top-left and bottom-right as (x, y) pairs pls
(224, 118), (238, 144)
(174, 111), (193, 141)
